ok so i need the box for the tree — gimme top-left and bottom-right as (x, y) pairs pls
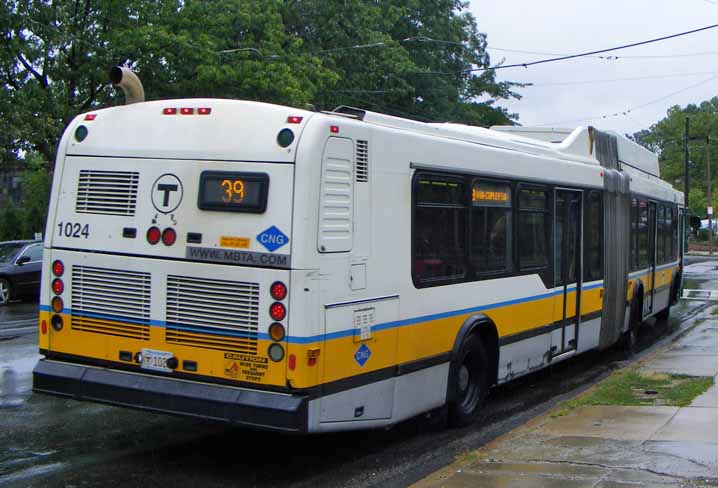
(19, 152), (52, 238)
(282, 0), (521, 124)
(2, 0), (520, 171)
(1, 0), (338, 167)
(633, 98), (718, 217)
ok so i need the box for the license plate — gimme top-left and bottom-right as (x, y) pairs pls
(141, 348), (173, 372)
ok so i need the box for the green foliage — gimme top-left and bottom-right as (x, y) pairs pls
(1, 0), (519, 168)
(0, 203), (22, 241)
(1, 0), (520, 236)
(633, 98), (718, 217)
(560, 369), (713, 411)
(283, 0), (521, 124)
(0, 152), (51, 241)
(19, 152), (52, 238)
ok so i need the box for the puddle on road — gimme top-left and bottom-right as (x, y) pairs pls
(1, 344), (41, 406)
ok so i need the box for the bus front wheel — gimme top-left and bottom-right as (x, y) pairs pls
(448, 334), (488, 427)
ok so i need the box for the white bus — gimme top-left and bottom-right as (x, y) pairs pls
(33, 68), (683, 432)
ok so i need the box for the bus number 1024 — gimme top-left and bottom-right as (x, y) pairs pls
(57, 222), (89, 239)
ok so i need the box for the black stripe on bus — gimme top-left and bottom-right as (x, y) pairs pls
(498, 310), (604, 347)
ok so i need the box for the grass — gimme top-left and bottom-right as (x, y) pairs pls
(553, 369), (714, 416)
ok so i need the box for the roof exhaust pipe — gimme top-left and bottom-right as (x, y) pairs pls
(109, 66), (145, 105)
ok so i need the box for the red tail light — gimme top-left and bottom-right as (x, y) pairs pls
(270, 281), (287, 301)
(269, 302), (286, 321)
(180, 107), (194, 115)
(198, 107), (212, 115)
(163, 108), (177, 115)
(52, 278), (64, 295)
(147, 227), (161, 245)
(162, 228), (177, 246)
(84, 114), (97, 121)
(287, 116), (303, 124)
(52, 260), (64, 277)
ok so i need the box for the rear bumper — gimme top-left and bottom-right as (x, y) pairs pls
(33, 359), (307, 432)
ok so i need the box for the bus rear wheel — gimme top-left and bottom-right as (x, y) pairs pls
(448, 334), (488, 427)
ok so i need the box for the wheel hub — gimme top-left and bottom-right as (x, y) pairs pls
(458, 364), (470, 393)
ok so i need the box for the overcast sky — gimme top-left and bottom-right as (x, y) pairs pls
(469, 1), (718, 135)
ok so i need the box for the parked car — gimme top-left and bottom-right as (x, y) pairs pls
(0, 240), (43, 305)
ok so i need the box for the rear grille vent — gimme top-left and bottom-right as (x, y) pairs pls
(356, 140), (368, 182)
(76, 170), (140, 216)
(165, 276), (260, 354)
(71, 266), (151, 340)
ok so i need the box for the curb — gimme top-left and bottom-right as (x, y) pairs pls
(411, 300), (717, 488)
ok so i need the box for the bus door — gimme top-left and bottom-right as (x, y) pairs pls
(646, 201), (657, 315)
(553, 189), (583, 356)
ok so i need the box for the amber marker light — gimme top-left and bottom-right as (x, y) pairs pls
(51, 297), (64, 314)
(308, 348), (321, 366)
(269, 322), (286, 341)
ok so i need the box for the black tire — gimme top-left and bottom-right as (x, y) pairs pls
(622, 295), (641, 355)
(448, 334), (488, 427)
(655, 305), (670, 322)
(0, 278), (11, 306)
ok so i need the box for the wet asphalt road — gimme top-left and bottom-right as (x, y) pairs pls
(0, 258), (715, 488)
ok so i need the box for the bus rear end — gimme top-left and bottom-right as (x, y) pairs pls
(34, 99), (311, 431)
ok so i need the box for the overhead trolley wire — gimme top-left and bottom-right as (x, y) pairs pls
(465, 23), (718, 73)
(533, 74), (718, 127)
(527, 70), (718, 87)
(487, 46), (718, 60)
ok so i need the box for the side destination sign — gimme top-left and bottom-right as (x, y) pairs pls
(186, 246), (290, 269)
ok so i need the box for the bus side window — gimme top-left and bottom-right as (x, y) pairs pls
(470, 180), (513, 275)
(631, 198), (638, 271)
(638, 200), (649, 269)
(413, 174), (467, 286)
(583, 191), (603, 281)
(663, 205), (672, 264)
(517, 187), (551, 283)
(672, 206), (679, 260)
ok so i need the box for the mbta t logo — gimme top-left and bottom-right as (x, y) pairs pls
(151, 174), (183, 214)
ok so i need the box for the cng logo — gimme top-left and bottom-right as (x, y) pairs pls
(151, 173), (183, 214)
(257, 226), (288, 252)
(354, 343), (371, 367)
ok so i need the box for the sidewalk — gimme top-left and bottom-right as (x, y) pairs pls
(413, 318), (718, 488)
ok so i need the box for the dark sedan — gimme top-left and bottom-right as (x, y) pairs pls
(0, 240), (43, 305)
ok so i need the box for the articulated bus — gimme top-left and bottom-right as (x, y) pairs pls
(33, 68), (684, 432)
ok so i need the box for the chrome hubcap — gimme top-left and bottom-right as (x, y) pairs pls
(458, 365), (470, 393)
(0, 281), (8, 303)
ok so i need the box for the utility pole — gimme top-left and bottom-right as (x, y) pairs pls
(685, 117), (690, 249)
(708, 136), (713, 255)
